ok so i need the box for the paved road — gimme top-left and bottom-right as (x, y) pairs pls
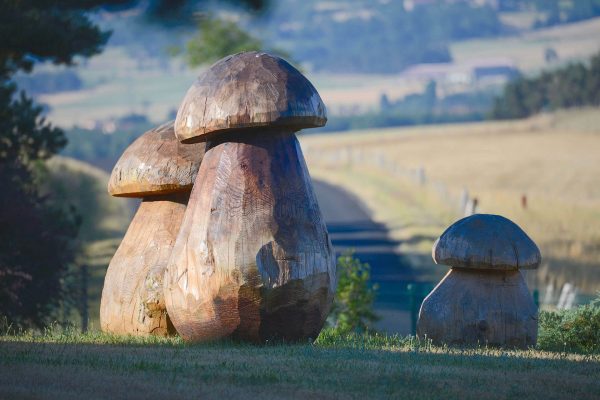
(313, 180), (417, 334)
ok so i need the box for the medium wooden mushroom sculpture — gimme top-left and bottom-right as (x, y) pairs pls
(100, 121), (205, 336)
(164, 51), (336, 343)
(417, 214), (541, 348)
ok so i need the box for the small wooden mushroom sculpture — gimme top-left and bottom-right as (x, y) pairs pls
(417, 214), (541, 348)
(164, 51), (336, 343)
(100, 121), (205, 336)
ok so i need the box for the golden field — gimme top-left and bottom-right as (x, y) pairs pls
(301, 108), (600, 300)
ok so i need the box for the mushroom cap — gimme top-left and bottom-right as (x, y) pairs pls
(108, 121), (205, 198)
(175, 51), (327, 143)
(432, 214), (541, 270)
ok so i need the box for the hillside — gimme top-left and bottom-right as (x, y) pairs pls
(34, 15), (600, 128)
(301, 108), (600, 305)
(451, 16), (600, 73)
(44, 157), (131, 327)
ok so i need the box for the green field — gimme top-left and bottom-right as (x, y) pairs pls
(1, 331), (599, 399)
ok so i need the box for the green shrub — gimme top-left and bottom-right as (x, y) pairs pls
(538, 295), (600, 354)
(328, 251), (379, 334)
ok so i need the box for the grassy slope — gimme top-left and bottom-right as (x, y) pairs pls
(45, 156), (131, 326)
(451, 16), (600, 73)
(300, 108), (600, 298)
(1, 332), (599, 400)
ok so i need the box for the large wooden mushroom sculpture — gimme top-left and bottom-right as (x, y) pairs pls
(417, 214), (540, 348)
(100, 121), (205, 336)
(164, 51), (336, 343)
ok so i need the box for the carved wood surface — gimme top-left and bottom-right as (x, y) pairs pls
(433, 214), (541, 270)
(100, 193), (189, 336)
(417, 268), (538, 348)
(164, 130), (336, 342)
(175, 52), (327, 143)
(108, 121), (205, 197)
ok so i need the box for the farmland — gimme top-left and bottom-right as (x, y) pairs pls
(451, 16), (600, 73)
(35, 17), (600, 127)
(301, 107), (600, 303)
(42, 108), (600, 331)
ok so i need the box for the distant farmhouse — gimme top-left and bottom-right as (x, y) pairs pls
(402, 58), (519, 86)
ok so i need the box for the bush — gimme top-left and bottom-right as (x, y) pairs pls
(329, 252), (379, 334)
(537, 295), (600, 354)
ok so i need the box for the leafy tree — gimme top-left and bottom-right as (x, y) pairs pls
(491, 50), (600, 119)
(330, 252), (379, 333)
(587, 52), (600, 105)
(261, 0), (502, 73)
(182, 13), (291, 67)
(186, 15), (263, 67)
(142, 0), (269, 27)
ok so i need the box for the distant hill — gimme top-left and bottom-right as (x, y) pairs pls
(43, 156), (133, 327)
(258, 0), (502, 73)
(43, 156), (132, 242)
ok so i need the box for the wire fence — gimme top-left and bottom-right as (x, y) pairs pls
(305, 145), (581, 311)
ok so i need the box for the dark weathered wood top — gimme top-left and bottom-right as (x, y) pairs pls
(108, 121), (205, 197)
(432, 214), (541, 270)
(175, 51), (327, 143)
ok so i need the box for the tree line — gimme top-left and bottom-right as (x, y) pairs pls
(491, 51), (600, 119)
(261, 0), (502, 73)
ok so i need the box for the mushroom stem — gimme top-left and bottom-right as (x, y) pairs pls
(100, 192), (188, 336)
(417, 268), (537, 348)
(164, 130), (336, 343)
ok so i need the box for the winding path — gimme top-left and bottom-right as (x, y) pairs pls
(313, 180), (417, 334)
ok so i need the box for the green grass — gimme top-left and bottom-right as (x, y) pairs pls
(1, 329), (599, 399)
(538, 304), (600, 354)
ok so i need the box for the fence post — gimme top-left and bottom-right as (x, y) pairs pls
(80, 264), (88, 333)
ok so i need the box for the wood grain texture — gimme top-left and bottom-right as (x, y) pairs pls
(164, 130), (336, 343)
(417, 268), (538, 348)
(100, 193), (189, 336)
(175, 52), (327, 143)
(108, 121), (206, 197)
(433, 214), (541, 270)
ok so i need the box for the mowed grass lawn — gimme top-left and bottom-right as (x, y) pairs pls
(1, 332), (599, 400)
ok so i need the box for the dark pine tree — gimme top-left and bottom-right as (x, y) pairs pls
(0, 0), (269, 329)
